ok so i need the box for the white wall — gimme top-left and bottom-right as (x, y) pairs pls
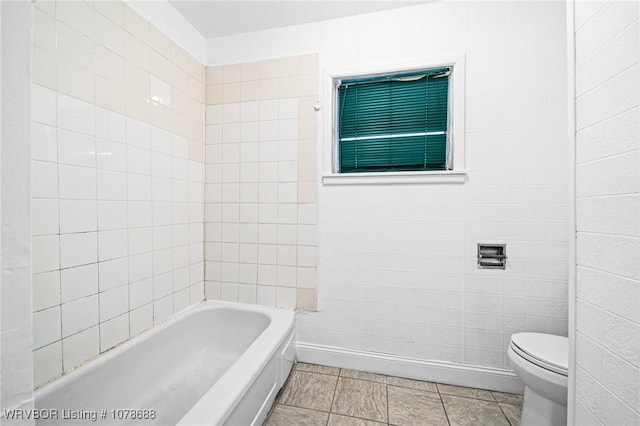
(573, 1), (640, 424)
(1, 0), (35, 420)
(209, 0), (569, 374)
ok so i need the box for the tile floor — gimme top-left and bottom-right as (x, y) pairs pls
(265, 363), (523, 426)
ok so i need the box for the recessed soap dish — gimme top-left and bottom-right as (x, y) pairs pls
(477, 244), (507, 269)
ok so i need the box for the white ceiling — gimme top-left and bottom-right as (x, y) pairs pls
(168, 1), (427, 39)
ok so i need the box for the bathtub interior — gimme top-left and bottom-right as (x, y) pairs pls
(35, 305), (277, 425)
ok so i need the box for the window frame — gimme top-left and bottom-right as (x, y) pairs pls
(322, 55), (466, 185)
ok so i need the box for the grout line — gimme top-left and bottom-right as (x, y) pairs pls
(326, 370), (341, 425)
(438, 391), (452, 426)
(496, 401), (519, 426)
(574, 104), (639, 133)
(53, 88), (66, 377)
(575, 58), (639, 100)
(385, 381), (390, 425)
(575, 147), (639, 167)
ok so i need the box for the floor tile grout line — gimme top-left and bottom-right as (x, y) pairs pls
(294, 364), (340, 377)
(277, 401), (332, 414)
(438, 392), (503, 404)
(385, 383), (390, 425)
(497, 401), (519, 426)
(325, 370), (341, 426)
(329, 411), (390, 424)
(497, 402), (511, 426)
(437, 388), (452, 426)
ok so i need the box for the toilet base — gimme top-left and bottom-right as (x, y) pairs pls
(521, 385), (567, 426)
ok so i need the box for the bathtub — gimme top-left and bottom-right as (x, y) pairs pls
(35, 301), (295, 425)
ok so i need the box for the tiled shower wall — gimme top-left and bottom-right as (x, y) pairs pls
(30, 0), (205, 387)
(573, 1), (640, 424)
(203, 55), (319, 309)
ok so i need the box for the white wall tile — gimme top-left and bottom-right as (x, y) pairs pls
(32, 84), (57, 126)
(32, 235), (60, 274)
(59, 199), (97, 233)
(98, 200), (128, 230)
(97, 139), (126, 172)
(128, 201), (152, 228)
(278, 98), (298, 119)
(97, 170), (127, 200)
(59, 164), (97, 200)
(61, 295), (99, 338)
(100, 313), (129, 352)
(58, 129), (96, 167)
(259, 100), (278, 121)
(33, 272), (61, 312)
(99, 258), (128, 292)
(57, 93), (95, 136)
(276, 287), (296, 308)
(130, 304), (153, 336)
(126, 146), (151, 175)
(99, 286), (129, 321)
(62, 326), (99, 372)
(32, 160), (59, 198)
(33, 307), (61, 349)
(130, 278), (153, 309)
(206, 105), (223, 125)
(32, 198), (59, 236)
(222, 103), (241, 123)
(32, 122), (58, 162)
(60, 232), (97, 269)
(153, 295), (173, 324)
(61, 264), (98, 303)
(96, 107), (126, 143)
(33, 342), (62, 388)
(98, 229), (128, 261)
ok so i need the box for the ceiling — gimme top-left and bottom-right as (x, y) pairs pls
(168, 1), (427, 38)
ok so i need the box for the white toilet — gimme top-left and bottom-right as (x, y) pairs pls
(508, 332), (568, 426)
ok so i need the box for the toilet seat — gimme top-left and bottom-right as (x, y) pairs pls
(510, 333), (568, 377)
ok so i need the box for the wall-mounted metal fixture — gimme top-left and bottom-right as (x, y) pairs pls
(477, 244), (507, 269)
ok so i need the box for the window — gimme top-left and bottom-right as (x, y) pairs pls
(323, 58), (465, 185)
(336, 67), (451, 173)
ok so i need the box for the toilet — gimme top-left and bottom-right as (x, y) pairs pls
(508, 332), (568, 426)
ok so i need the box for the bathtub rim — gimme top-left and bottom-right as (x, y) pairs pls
(34, 300), (295, 425)
(177, 301), (295, 425)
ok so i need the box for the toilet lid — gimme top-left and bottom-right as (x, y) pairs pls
(510, 333), (568, 376)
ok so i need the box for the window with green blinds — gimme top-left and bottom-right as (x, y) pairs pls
(337, 67), (451, 173)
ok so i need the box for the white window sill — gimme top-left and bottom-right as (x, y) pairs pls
(322, 170), (467, 185)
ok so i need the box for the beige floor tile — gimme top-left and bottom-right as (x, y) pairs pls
(296, 362), (340, 375)
(386, 376), (438, 393)
(499, 403), (522, 426)
(442, 394), (510, 426)
(328, 413), (387, 426)
(340, 368), (387, 383)
(388, 385), (448, 426)
(279, 370), (338, 412)
(266, 404), (329, 426)
(437, 383), (495, 401)
(331, 377), (387, 423)
(492, 391), (524, 405)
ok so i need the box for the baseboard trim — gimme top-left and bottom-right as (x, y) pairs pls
(296, 342), (524, 394)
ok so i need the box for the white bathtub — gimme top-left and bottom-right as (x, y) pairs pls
(35, 301), (295, 426)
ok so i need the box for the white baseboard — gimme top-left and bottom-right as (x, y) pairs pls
(296, 342), (524, 394)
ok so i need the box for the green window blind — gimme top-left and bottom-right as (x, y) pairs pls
(337, 67), (450, 173)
